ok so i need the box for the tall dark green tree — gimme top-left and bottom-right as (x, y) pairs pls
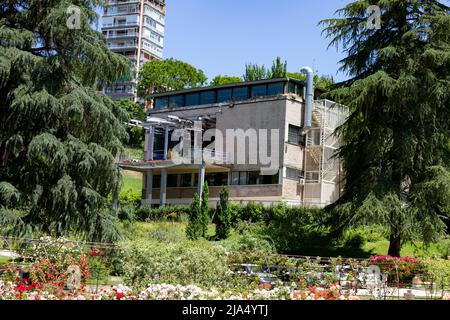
(0, 1), (130, 241)
(215, 187), (231, 240)
(186, 193), (202, 240)
(321, 0), (450, 256)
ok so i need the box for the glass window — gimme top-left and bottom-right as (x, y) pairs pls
(288, 125), (302, 145)
(247, 171), (259, 185)
(260, 172), (279, 185)
(153, 175), (161, 188)
(267, 82), (285, 96)
(286, 168), (304, 181)
(239, 172), (248, 185)
(167, 174), (178, 188)
(168, 95), (184, 108)
(232, 87), (249, 101)
(180, 174), (192, 187)
(154, 97), (168, 109)
(251, 85), (267, 97)
(297, 84), (305, 97)
(217, 89), (232, 103)
(288, 82), (296, 94)
(205, 172), (228, 187)
(200, 91), (216, 104)
(231, 172), (239, 185)
(185, 93), (200, 106)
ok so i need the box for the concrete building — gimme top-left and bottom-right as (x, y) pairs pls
(118, 76), (347, 207)
(101, 0), (165, 101)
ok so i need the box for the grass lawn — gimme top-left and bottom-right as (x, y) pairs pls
(0, 256), (9, 265)
(122, 170), (142, 194)
(362, 240), (444, 258)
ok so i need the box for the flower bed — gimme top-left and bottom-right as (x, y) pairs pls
(0, 280), (361, 301)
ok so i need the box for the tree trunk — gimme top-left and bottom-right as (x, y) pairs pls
(388, 233), (401, 257)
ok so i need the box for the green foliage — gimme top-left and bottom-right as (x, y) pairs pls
(137, 58), (207, 97)
(200, 182), (210, 238)
(320, 0), (450, 256)
(210, 75), (242, 86)
(186, 194), (202, 240)
(243, 63), (268, 81)
(88, 257), (110, 284)
(287, 72), (335, 89)
(0, 0), (130, 241)
(116, 100), (146, 147)
(215, 187), (231, 240)
(135, 205), (189, 222)
(121, 239), (229, 290)
(421, 257), (450, 289)
(269, 57), (287, 78)
(117, 205), (137, 222)
(118, 189), (141, 207)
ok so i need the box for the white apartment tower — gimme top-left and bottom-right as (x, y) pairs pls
(101, 0), (165, 101)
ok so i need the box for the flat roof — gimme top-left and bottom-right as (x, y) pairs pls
(150, 77), (315, 99)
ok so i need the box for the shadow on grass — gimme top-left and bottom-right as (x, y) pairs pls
(277, 233), (377, 259)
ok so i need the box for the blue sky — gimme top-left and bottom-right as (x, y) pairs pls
(99, 0), (353, 82)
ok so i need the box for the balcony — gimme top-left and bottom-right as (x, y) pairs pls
(104, 32), (138, 39)
(108, 43), (138, 50)
(102, 22), (139, 29)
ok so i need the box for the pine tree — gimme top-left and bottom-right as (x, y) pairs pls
(186, 193), (202, 240)
(0, 1), (130, 241)
(320, 0), (450, 256)
(200, 182), (209, 238)
(216, 187), (231, 240)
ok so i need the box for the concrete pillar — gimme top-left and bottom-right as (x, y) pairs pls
(159, 168), (167, 207)
(144, 170), (153, 206)
(163, 126), (169, 160)
(198, 163), (206, 198)
(144, 126), (154, 161)
(149, 126), (154, 161)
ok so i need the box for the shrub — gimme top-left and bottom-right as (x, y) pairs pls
(369, 256), (424, 286)
(186, 194), (202, 240)
(117, 205), (136, 222)
(135, 205), (189, 222)
(216, 187), (231, 240)
(121, 240), (229, 289)
(119, 189), (141, 207)
(421, 258), (450, 290)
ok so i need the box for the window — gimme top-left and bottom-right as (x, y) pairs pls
(180, 174), (192, 187)
(205, 172), (228, 187)
(288, 82), (296, 94)
(231, 171), (279, 185)
(217, 89), (232, 103)
(288, 124), (304, 145)
(168, 95), (184, 108)
(247, 171), (259, 185)
(239, 172), (248, 185)
(260, 173), (279, 185)
(251, 85), (267, 97)
(153, 175), (161, 188)
(231, 172), (239, 185)
(267, 82), (284, 96)
(200, 91), (216, 104)
(185, 93), (200, 106)
(167, 174), (178, 188)
(286, 168), (304, 182)
(232, 87), (249, 101)
(154, 97), (168, 109)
